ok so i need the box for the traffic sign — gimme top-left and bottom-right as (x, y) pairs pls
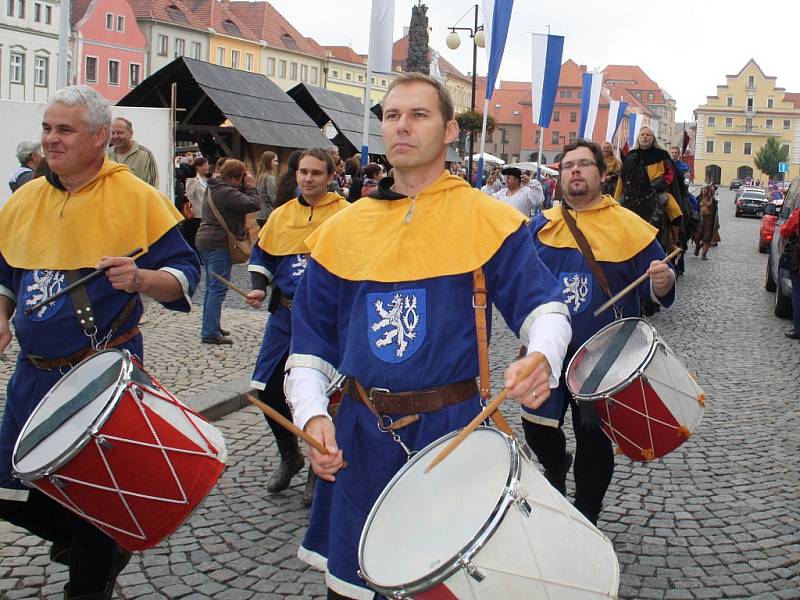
(778, 162), (789, 173)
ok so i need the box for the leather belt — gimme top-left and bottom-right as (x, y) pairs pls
(280, 296), (293, 310)
(27, 327), (141, 370)
(343, 377), (478, 416)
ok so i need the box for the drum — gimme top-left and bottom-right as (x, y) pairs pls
(566, 318), (705, 461)
(359, 427), (619, 599)
(12, 349), (227, 551)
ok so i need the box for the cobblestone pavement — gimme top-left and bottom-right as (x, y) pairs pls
(2, 189), (799, 599)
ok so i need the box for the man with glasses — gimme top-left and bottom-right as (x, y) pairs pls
(520, 139), (675, 526)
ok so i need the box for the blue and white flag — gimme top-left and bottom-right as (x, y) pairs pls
(481, 0), (514, 100)
(367, 0), (395, 74)
(578, 71), (603, 141)
(605, 98), (628, 143)
(530, 33), (564, 128)
(629, 112), (645, 148)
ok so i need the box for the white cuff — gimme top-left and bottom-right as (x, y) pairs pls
(247, 263), (273, 282)
(284, 366), (331, 431)
(0, 284), (15, 302)
(525, 313), (571, 387)
(159, 267), (191, 306)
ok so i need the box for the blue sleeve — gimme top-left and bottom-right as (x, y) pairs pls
(289, 258), (340, 373)
(0, 254), (14, 305)
(485, 225), (567, 337)
(248, 244), (279, 281)
(136, 226), (200, 312)
(635, 240), (675, 308)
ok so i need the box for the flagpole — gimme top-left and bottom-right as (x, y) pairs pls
(476, 98), (490, 184)
(536, 25), (550, 180)
(360, 63), (373, 168)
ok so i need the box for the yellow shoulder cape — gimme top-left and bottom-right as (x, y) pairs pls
(538, 196), (657, 262)
(0, 159), (183, 270)
(305, 171), (526, 282)
(258, 192), (349, 255)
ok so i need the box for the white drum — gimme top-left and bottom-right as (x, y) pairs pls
(358, 427), (619, 599)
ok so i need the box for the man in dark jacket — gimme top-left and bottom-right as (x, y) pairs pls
(8, 141), (42, 191)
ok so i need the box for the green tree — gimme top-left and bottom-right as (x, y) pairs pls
(455, 110), (497, 155)
(406, 2), (429, 75)
(754, 136), (789, 178)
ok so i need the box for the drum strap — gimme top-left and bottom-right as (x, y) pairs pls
(560, 203), (614, 301)
(579, 319), (638, 395)
(15, 360), (151, 461)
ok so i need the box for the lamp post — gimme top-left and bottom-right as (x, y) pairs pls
(499, 127), (508, 162)
(446, 4), (484, 186)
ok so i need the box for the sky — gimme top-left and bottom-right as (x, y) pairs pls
(267, 0), (800, 123)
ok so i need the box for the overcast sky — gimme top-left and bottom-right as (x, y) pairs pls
(268, 0), (800, 123)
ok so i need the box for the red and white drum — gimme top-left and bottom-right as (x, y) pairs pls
(12, 349), (227, 551)
(359, 427), (619, 599)
(566, 318), (705, 461)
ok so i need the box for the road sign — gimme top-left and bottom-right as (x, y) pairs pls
(778, 162), (789, 173)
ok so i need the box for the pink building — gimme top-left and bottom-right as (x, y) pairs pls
(72, 0), (147, 102)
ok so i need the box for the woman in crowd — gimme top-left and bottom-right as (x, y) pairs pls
(693, 185), (720, 260)
(255, 151), (278, 228)
(275, 150), (303, 207)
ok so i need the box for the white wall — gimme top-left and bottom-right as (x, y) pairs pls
(0, 100), (171, 207)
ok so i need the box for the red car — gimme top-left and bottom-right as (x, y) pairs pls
(759, 203), (780, 252)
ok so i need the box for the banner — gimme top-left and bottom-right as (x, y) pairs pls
(578, 71), (603, 141)
(530, 33), (564, 128)
(605, 98), (628, 143)
(628, 112), (644, 148)
(481, 0), (514, 100)
(368, 0), (395, 74)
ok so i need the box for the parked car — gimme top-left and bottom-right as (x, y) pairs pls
(735, 190), (769, 217)
(729, 178), (743, 190)
(759, 203), (779, 252)
(737, 185), (764, 199)
(766, 178), (799, 317)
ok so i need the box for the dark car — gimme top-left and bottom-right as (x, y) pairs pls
(729, 179), (743, 190)
(735, 190), (768, 217)
(766, 178), (798, 317)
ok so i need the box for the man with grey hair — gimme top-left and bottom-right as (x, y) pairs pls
(325, 144), (342, 193)
(0, 85), (200, 599)
(8, 141), (42, 191)
(107, 116), (159, 188)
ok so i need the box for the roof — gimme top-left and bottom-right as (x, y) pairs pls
(783, 92), (800, 109)
(182, 0), (259, 43)
(323, 45), (366, 65)
(117, 57), (329, 149)
(70, 0), (91, 26)
(126, 0), (207, 30)
(558, 59), (586, 87)
(228, 1), (326, 57)
(287, 83), (385, 155)
(603, 64), (664, 103)
(392, 35), (469, 82)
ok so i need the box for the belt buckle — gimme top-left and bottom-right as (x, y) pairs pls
(368, 386), (390, 403)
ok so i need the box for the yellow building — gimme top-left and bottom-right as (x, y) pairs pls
(322, 46), (393, 104)
(694, 59), (799, 185)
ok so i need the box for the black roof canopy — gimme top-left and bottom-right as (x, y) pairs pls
(287, 83), (385, 156)
(118, 57), (329, 149)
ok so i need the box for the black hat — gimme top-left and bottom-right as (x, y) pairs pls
(501, 167), (522, 179)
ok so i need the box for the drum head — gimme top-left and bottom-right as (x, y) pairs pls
(566, 318), (655, 399)
(13, 350), (127, 478)
(359, 427), (513, 592)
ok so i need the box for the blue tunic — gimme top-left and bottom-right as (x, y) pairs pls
(0, 227), (199, 499)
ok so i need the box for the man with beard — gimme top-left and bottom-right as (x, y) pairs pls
(521, 139), (675, 526)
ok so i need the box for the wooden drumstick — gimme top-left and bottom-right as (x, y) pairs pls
(425, 354), (545, 473)
(210, 271), (250, 300)
(245, 394), (347, 468)
(592, 247), (683, 317)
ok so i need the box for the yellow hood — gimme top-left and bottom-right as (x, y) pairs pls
(258, 192), (349, 256)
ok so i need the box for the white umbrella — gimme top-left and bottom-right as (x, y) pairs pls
(505, 161), (559, 176)
(471, 152), (505, 165)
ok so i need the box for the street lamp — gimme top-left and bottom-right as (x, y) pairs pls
(446, 4), (485, 186)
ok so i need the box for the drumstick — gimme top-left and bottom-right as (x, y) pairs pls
(425, 354), (545, 473)
(245, 394), (347, 468)
(24, 247), (144, 316)
(210, 271), (250, 300)
(592, 247), (683, 317)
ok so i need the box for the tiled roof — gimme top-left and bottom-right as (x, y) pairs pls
(70, 0), (92, 26)
(126, 0), (207, 30)
(227, 1), (325, 56)
(322, 45), (366, 65)
(392, 35), (469, 82)
(559, 59), (586, 87)
(783, 92), (800, 109)
(181, 0), (259, 43)
(603, 64), (664, 103)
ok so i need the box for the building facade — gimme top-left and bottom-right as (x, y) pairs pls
(694, 59), (799, 185)
(0, 0), (60, 102)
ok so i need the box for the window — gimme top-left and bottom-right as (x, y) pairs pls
(744, 142), (752, 155)
(357, 74), (363, 82)
(647, 92), (654, 101)
(705, 139), (714, 153)
(345, 71), (351, 81)
(569, 112), (577, 123)
(513, 110), (520, 115)
(10, 52), (24, 83)
(278, 60), (286, 78)
(745, 117), (752, 130)
(157, 34), (168, 56)
(16, 0), (24, 18)
(85, 56), (97, 82)
(725, 117), (733, 127)
(553, 111), (560, 122)
(175, 38), (185, 57)
(191, 42), (201, 60)
(723, 141), (731, 154)
(116, 15), (124, 31)
(7, 0), (13, 16)
(766, 118), (773, 129)
(108, 59), (120, 85)
(216, 46), (225, 65)
(311, 66), (318, 84)
(267, 57), (275, 76)
(129, 63), (140, 86)
(300, 64), (307, 81)
(289, 62), (297, 80)
(535, 130), (541, 144)
(767, 96), (774, 109)
(707, 116), (716, 126)
(105, 12), (113, 29)
(634, 91), (642, 100)
(726, 96), (734, 107)
(44, 4), (50, 23)
(381, 79), (386, 86)
(551, 130), (560, 144)
(245, 53), (253, 71)
(231, 49), (239, 69)
(33, 2), (39, 21)
(784, 119), (791, 130)
(34, 55), (47, 86)
(370, 76), (375, 84)
(495, 103), (501, 108)
(747, 96), (754, 111)
(332, 69), (339, 78)
(747, 75), (755, 87)
(568, 132), (577, 143)
(782, 143), (790, 155)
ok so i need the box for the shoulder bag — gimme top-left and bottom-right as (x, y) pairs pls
(205, 188), (253, 264)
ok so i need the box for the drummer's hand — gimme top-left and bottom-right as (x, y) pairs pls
(304, 415), (344, 481)
(0, 317), (12, 355)
(648, 260), (674, 297)
(99, 256), (142, 293)
(246, 289), (265, 309)
(504, 351), (552, 410)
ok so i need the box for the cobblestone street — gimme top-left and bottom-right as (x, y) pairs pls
(2, 188), (799, 599)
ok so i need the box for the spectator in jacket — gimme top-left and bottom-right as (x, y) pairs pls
(8, 141), (42, 192)
(255, 151), (278, 227)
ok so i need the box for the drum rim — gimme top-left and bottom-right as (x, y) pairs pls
(566, 317), (659, 401)
(12, 348), (132, 481)
(357, 426), (520, 596)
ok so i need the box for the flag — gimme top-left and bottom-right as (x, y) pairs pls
(578, 71), (603, 141)
(628, 112), (644, 148)
(481, 0), (514, 100)
(681, 129), (690, 156)
(605, 98), (628, 143)
(368, 0), (395, 74)
(530, 33), (564, 128)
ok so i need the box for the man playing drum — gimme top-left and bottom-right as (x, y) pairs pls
(521, 139), (675, 525)
(0, 85), (200, 599)
(284, 72), (572, 599)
